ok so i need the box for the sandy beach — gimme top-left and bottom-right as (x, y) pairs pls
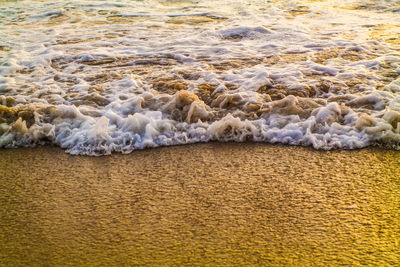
(1, 0), (400, 265)
(0, 143), (399, 265)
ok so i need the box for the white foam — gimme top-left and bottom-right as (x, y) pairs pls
(1, 0), (400, 154)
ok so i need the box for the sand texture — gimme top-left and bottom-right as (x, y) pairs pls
(0, 143), (399, 265)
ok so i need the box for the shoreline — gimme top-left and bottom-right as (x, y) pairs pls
(1, 143), (399, 265)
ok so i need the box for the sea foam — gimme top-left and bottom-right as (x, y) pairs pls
(0, 0), (399, 155)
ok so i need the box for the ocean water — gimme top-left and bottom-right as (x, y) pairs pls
(0, 0), (399, 155)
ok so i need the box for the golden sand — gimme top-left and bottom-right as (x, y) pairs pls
(0, 143), (399, 265)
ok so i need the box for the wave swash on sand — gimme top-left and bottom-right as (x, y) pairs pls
(0, 0), (399, 155)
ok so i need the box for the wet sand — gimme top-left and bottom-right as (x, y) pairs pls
(0, 143), (399, 265)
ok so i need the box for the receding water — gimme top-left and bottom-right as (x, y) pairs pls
(0, 144), (399, 265)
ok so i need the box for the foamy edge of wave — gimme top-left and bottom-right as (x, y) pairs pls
(2, 94), (400, 155)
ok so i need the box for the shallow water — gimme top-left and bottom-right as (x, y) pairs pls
(0, 144), (399, 265)
(0, 0), (400, 155)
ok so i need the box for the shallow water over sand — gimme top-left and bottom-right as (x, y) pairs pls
(0, 0), (400, 154)
(0, 143), (399, 265)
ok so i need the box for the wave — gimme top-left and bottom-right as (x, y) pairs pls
(1, 0), (399, 155)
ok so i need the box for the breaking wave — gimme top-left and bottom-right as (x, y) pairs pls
(1, 0), (399, 155)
